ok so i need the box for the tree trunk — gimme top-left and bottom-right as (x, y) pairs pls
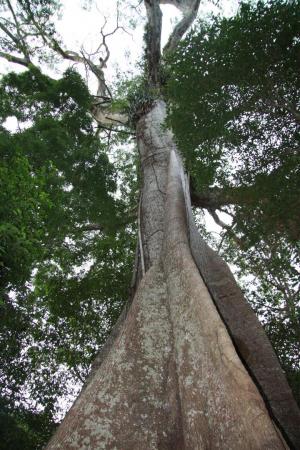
(46, 101), (299, 449)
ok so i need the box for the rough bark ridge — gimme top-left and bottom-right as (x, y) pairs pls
(47, 102), (291, 449)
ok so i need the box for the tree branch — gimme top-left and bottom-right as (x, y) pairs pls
(71, 366), (86, 384)
(20, 0), (84, 64)
(79, 212), (137, 233)
(80, 223), (104, 232)
(0, 50), (31, 67)
(96, 125), (135, 136)
(191, 186), (251, 209)
(0, 1), (129, 129)
(5, 0), (30, 59)
(162, 0), (201, 54)
(142, 0), (200, 87)
(268, 96), (300, 125)
(0, 21), (21, 47)
(144, 0), (162, 87)
(208, 208), (245, 249)
(208, 208), (230, 230)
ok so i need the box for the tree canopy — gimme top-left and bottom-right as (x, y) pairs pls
(0, 0), (299, 448)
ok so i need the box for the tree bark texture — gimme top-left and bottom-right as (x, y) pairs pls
(46, 101), (299, 449)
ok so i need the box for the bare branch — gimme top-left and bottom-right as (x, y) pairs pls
(131, 0), (144, 10)
(79, 11), (134, 127)
(19, 0), (84, 64)
(92, 107), (128, 127)
(207, 208), (230, 230)
(0, 21), (19, 46)
(5, 0), (30, 58)
(71, 367), (86, 385)
(0, 0), (129, 129)
(162, 0), (201, 54)
(91, 6), (132, 66)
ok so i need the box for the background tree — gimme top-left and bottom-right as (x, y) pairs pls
(0, 0), (299, 448)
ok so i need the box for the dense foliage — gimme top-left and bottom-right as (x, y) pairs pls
(166, 0), (300, 396)
(0, 68), (136, 447)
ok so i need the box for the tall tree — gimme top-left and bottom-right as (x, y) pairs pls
(0, 0), (299, 448)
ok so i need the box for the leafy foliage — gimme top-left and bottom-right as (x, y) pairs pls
(0, 68), (119, 293)
(0, 396), (57, 450)
(0, 0), (62, 65)
(0, 66), (136, 447)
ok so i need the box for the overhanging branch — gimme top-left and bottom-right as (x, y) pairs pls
(191, 184), (263, 210)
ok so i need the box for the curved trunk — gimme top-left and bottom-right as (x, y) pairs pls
(47, 101), (299, 449)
